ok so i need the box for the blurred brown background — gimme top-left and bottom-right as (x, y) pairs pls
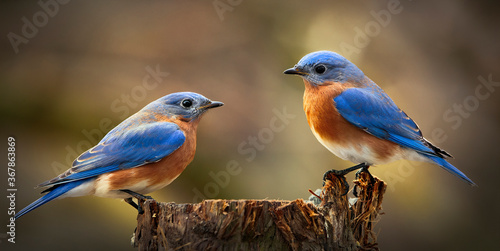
(1, 0), (499, 250)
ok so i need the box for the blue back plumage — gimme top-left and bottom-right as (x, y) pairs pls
(40, 120), (185, 187)
(333, 84), (438, 157)
(334, 80), (476, 186)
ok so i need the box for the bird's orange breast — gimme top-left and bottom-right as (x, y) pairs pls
(303, 81), (355, 145)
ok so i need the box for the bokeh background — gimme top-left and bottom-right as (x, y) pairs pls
(1, 0), (499, 250)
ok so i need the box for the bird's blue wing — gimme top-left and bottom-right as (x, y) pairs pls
(334, 87), (437, 156)
(39, 122), (186, 187)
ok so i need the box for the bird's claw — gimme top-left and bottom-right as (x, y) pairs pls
(323, 163), (369, 196)
(353, 167), (375, 197)
(121, 190), (154, 214)
(323, 169), (350, 196)
(124, 197), (146, 214)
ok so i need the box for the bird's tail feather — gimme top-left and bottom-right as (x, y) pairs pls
(428, 156), (476, 186)
(15, 179), (86, 220)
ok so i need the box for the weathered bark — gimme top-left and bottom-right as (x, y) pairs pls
(133, 172), (386, 250)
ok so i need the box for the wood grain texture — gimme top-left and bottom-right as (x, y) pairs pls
(133, 173), (386, 251)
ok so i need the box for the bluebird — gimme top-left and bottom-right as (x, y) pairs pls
(16, 92), (223, 219)
(284, 51), (475, 187)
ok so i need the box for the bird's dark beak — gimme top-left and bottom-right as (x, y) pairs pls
(201, 101), (224, 110)
(283, 67), (308, 76)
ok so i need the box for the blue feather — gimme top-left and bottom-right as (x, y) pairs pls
(428, 156), (477, 186)
(17, 122), (185, 219)
(334, 85), (475, 185)
(15, 179), (89, 219)
(334, 86), (437, 156)
(38, 121), (185, 187)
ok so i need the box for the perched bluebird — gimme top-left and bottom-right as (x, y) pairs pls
(284, 51), (475, 186)
(16, 92), (223, 219)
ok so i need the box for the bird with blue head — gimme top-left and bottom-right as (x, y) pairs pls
(284, 51), (475, 188)
(16, 92), (223, 219)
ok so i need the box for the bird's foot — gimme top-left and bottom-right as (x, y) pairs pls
(323, 163), (369, 196)
(124, 197), (146, 214)
(124, 197), (145, 214)
(323, 169), (350, 196)
(355, 166), (375, 182)
(121, 190), (154, 214)
(353, 166), (375, 197)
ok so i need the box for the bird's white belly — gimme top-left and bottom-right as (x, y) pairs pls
(92, 173), (181, 199)
(94, 180), (152, 199)
(47, 175), (178, 200)
(311, 128), (396, 165)
(310, 127), (429, 165)
(58, 179), (96, 199)
(93, 181), (153, 199)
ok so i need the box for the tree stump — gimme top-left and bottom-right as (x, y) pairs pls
(133, 172), (386, 250)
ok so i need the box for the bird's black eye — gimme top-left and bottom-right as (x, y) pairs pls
(181, 99), (193, 108)
(314, 64), (327, 74)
